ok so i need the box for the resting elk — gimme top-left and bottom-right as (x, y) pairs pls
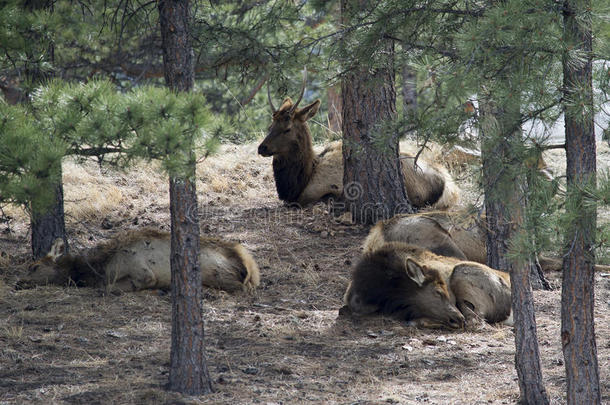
(257, 71), (460, 208)
(18, 229), (260, 293)
(363, 210), (610, 272)
(343, 242), (512, 329)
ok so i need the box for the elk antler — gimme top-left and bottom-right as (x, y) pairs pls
(267, 79), (277, 113)
(290, 67), (307, 114)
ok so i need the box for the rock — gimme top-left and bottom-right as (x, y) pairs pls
(243, 366), (259, 375)
(106, 330), (126, 339)
(101, 218), (113, 229)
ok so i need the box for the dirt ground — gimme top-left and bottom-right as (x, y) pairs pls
(0, 140), (608, 404)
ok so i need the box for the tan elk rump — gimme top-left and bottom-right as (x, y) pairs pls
(258, 73), (459, 208)
(343, 242), (512, 329)
(362, 210), (610, 273)
(19, 229), (260, 293)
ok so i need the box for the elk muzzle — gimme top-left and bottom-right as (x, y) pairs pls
(257, 142), (272, 157)
(447, 311), (466, 329)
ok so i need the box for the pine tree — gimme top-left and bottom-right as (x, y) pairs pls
(158, 0), (213, 395)
(0, 102), (65, 231)
(0, 0), (154, 257)
(561, 0), (601, 402)
(479, 89), (549, 404)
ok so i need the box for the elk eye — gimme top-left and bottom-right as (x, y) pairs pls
(282, 129), (291, 134)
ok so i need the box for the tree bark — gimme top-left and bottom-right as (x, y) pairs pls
(340, 0), (412, 225)
(168, 177), (211, 394)
(30, 175), (67, 259)
(480, 96), (549, 405)
(561, 1), (600, 403)
(159, 0), (212, 395)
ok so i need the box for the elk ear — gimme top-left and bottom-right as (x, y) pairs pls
(279, 97), (294, 112)
(295, 100), (320, 122)
(405, 259), (426, 287)
(48, 238), (66, 261)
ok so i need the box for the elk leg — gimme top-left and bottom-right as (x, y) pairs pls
(407, 317), (448, 329)
(106, 277), (137, 293)
(108, 266), (157, 293)
(455, 299), (485, 329)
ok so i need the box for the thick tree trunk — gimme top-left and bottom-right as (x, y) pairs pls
(341, 65), (412, 224)
(30, 175), (67, 259)
(159, 0), (212, 395)
(561, 1), (600, 403)
(480, 98), (549, 405)
(340, 0), (412, 225)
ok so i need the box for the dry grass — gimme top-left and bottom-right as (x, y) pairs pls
(0, 138), (608, 404)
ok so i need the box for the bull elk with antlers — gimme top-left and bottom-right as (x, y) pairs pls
(258, 70), (460, 208)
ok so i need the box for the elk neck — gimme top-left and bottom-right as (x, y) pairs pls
(271, 121), (316, 203)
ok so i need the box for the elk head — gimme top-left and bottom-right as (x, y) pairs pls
(257, 68), (321, 157)
(404, 259), (465, 329)
(17, 238), (68, 288)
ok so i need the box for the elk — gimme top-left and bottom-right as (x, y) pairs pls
(258, 71), (460, 208)
(363, 210), (610, 272)
(343, 242), (512, 328)
(18, 229), (260, 293)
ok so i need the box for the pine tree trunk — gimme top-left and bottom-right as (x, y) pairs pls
(168, 177), (211, 394)
(480, 97), (549, 405)
(30, 175), (67, 259)
(159, 0), (212, 395)
(340, 0), (412, 225)
(561, 1), (600, 403)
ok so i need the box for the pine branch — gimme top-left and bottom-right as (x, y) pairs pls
(239, 74), (269, 106)
(72, 147), (125, 156)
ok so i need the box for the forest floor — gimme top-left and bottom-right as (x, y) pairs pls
(0, 140), (608, 404)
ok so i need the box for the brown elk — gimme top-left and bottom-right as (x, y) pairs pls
(257, 71), (460, 208)
(343, 242), (512, 328)
(363, 210), (610, 272)
(18, 229), (260, 293)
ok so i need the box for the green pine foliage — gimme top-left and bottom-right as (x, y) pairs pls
(0, 1), (56, 88)
(0, 79), (220, 213)
(0, 101), (66, 213)
(0, 0), (132, 86)
(189, 1), (338, 143)
(32, 79), (220, 176)
(121, 86), (220, 177)
(0, 0), (338, 143)
(32, 80), (128, 162)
